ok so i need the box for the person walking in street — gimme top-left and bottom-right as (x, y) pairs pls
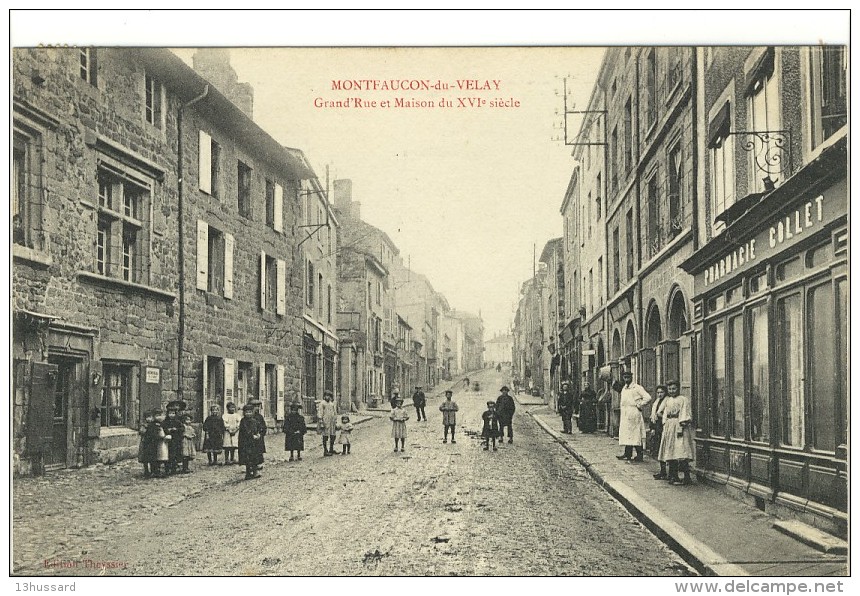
(389, 397), (410, 452)
(317, 391), (338, 456)
(412, 386), (427, 421)
(338, 415), (353, 455)
(616, 371), (652, 462)
(495, 386), (516, 443)
(439, 389), (459, 443)
(557, 381), (575, 434)
(481, 401), (501, 451)
(463, 377), (470, 390)
(650, 385), (669, 480)
(283, 402), (307, 462)
(578, 381), (598, 433)
(657, 380), (695, 485)
(222, 402), (241, 465)
(180, 413), (197, 474)
(238, 403), (264, 480)
(202, 405), (225, 466)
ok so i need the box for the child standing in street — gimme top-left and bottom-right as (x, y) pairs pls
(203, 405), (226, 466)
(338, 415), (354, 455)
(238, 403), (264, 480)
(283, 402), (307, 461)
(481, 401), (501, 451)
(137, 410), (156, 478)
(439, 390), (459, 443)
(153, 410), (169, 478)
(222, 402), (241, 465)
(389, 398), (409, 452)
(180, 414), (197, 474)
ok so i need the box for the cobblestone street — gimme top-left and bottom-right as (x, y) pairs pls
(13, 369), (693, 577)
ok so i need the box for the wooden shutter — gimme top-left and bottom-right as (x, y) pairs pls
(258, 363), (266, 411)
(260, 251), (267, 309)
(88, 360), (103, 438)
(196, 220), (208, 290)
(27, 362), (58, 455)
(198, 130), (211, 194)
(276, 258), (286, 315)
(274, 183), (284, 233)
(224, 359), (235, 407)
(224, 233), (234, 299)
(276, 364), (285, 419)
(202, 356), (208, 419)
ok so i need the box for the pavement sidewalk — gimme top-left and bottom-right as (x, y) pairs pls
(519, 402), (848, 577)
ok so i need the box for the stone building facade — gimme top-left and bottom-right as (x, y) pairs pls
(11, 47), (311, 474)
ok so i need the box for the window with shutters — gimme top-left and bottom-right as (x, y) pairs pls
(265, 179), (283, 231)
(12, 127), (45, 249)
(265, 255), (277, 312)
(625, 208), (634, 280)
(198, 131), (220, 198)
(807, 46), (847, 152)
(95, 165), (150, 284)
(318, 273), (324, 318)
(237, 161), (252, 218)
(265, 364), (277, 421)
(206, 356), (224, 412)
(197, 221), (233, 298)
(747, 51), (782, 192)
(236, 361), (253, 405)
(79, 48), (97, 86)
(709, 101), (735, 231)
(207, 227), (224, 294)
(668, 143), (683, 238)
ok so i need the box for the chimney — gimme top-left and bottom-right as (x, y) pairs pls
(192, 48), (254, 120)
(333, 179), (352, 210)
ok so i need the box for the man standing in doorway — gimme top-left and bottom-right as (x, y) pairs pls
(616, 371), (652, 462)
(412, 385), (427, 422)
(495, 385), (516, 444)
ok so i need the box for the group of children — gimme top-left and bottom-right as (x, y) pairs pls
(137, 400), (198, 478)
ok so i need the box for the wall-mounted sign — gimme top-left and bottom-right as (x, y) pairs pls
(145, 367), (160, 384)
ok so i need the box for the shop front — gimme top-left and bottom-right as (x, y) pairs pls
(681, 144), (847, 537)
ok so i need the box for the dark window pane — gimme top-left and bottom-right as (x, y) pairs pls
(808, 283), (836, 451)
(777, 294), (804, 446)
(749, 303), (770, 442)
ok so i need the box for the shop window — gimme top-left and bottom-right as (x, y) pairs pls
(95, 166), (149, 284)
(749, 271), (769, 295)
(808, 46), (847, 150)
(709, 321), (726, 437)
(805, 242), (832, 269)
(776, 294), (804, 447)
(748, 303), (769, 442)
(807, 281), (840, 451)
(730, 315), (745, 439)
(144, 73), (163, 129)
(775, 257), (802, 283)
(707, 294), (725, 314)
(101, 363), (136, 429)
(725, 285), (742, 306)
(237, 161), (252, 218)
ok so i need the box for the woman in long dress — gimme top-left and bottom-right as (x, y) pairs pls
(657, 380), (695, 485)
(389, 398), (409, 452)
(316, 391), (338, 457)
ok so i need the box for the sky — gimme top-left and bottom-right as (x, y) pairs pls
(174, 46), (605, 337)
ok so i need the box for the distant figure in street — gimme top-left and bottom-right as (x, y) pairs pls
(657, 381), (695, 485)
(202, 405), (225, 466)
(338, 415), (354, 455)
(650, 385), (669, 480)
(162, 401), (185, 476)
(412, 386), (427, 421)
(463, 377), (470, 390)
(557, 381), (575, 434)
(616, 371), (652, 462)
(578, 381), (598, 434)
(389, 397), (410, 452)
(389, 388), (400, 408)
(138, 410), (157, 478)
(317, 391), (338, 456)
(238, 403), (264, 480)
(439, 389), (459, 443)
(495, 386), (516, 443)
(512, 376), (520, 393)
(283, 402), (307, 461)
(496, 363), (502, 372)
(222, 402), (241, 465)
(180, 414), (196, 474)
(481, 401), (501, 451)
